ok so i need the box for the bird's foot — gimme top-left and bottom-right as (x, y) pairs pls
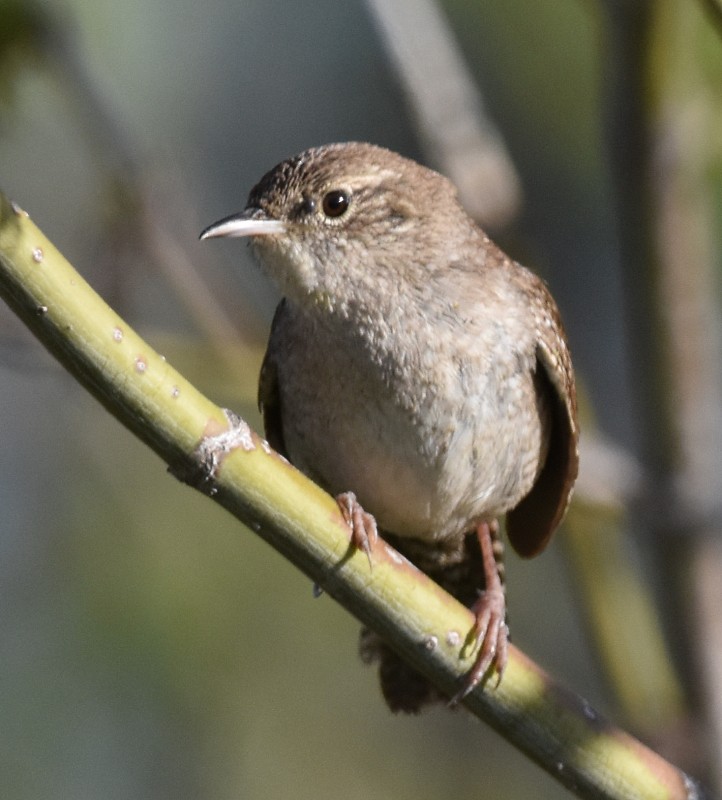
(451, 520), (508, 704)
(453, 586), (508, 703)
(336, 491), (378, 565)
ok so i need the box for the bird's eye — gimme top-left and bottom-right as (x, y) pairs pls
(321, 189), (350, 218)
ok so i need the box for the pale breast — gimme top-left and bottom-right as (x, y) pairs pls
(269, 293), (549, 542)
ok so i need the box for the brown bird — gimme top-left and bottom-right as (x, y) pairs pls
(201, 142), (579, 711)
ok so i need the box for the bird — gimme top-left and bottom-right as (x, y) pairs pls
(201, 142), (579, 711)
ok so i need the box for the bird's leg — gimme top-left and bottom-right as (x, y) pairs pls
(336, 491), (378, 563)
(453, 519), (508, 702)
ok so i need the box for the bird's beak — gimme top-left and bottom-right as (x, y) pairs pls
(199, 208), (286, 240)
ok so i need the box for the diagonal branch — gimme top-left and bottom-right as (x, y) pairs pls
(0, 191), (706, 800)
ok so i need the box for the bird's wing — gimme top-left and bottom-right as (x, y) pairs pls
(505, 277), (579, 558)
(258, 299), (289, 457)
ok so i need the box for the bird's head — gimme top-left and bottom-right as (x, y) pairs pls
(200, 142), (463, 308)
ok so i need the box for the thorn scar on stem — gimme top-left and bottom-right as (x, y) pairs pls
(170, 409), (255, 493)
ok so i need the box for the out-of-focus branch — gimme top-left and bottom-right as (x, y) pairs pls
(698, 0), (722, 39)
(600, 0), (722, 785)
(601, 0), (679, 490)
(567, 432), (687, 737)
(364, 0), (521, 228)
(652, 71), (722, 795)
(23, 4), (259, 385)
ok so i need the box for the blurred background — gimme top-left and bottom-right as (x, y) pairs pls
(1, 0), (721, 797)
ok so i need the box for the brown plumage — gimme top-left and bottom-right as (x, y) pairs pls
(201, 142), (579, 710)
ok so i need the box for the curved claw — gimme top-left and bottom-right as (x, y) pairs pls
(450, 520), (508, 704)
(336, 491), (378, 565)
(451, 591), (508, 704)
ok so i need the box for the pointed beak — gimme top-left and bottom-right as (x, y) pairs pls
(199, 208), (286, 240)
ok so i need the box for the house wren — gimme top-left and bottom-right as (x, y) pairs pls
(201, 142), (579, 711)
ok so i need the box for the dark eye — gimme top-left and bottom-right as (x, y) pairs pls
(322, 189), (350, 218)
